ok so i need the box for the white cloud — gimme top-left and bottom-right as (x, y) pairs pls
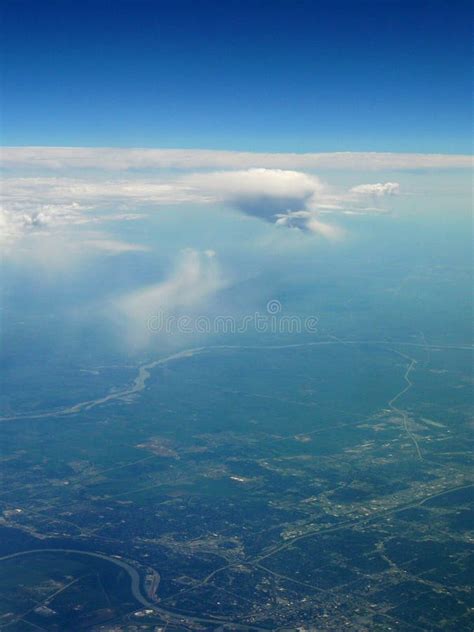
(2, 228), (151, 277)
(1, 175), (206, 211)
(184, 168), (322, 200)
(350, 182), (400, 196)
(182, 168), (325, 220)
(306, 218), (345, 240)
(181, 168), (390, 236)
(1, 146), (471, 171)
(84, 239), (150, 254)
(0, 201), (88, 243)
(0, 151), (464, 245)
(275, 210), (344, 240)
(187, 168), (399, 235)
(0, 176), (150, 252)
(1, 168), (403, 246)
(114, 249), (227, 348)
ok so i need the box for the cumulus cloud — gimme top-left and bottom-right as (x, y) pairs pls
(114, 249), (227, 348)
(350, 182), (400, 196)
(0, 201), (88, 243)
(183, 168), (398, 236)
(1, 146), (471, 171)
(0, 176), (149, 253)
(182, 168), (324, 220)
(181, 168), (394, 235)
(184, 168), (321, 200)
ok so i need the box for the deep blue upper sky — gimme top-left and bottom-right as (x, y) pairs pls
(1, 0), (472, 153)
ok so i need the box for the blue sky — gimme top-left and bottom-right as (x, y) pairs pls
(1, 0), (472, 153)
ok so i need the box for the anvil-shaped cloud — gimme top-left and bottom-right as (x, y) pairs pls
(182, 168), (324, 218)
(181, 168), (399, 238)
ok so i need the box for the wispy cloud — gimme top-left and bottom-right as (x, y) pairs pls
(275, 211), (344, 240)
(114, 249), (226, 349)
(84, 238), (150, 254)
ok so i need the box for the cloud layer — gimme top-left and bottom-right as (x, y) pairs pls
(2, 147), (468, 245)
(1, 166), (402, 246)
(2, 147), (472, 171)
